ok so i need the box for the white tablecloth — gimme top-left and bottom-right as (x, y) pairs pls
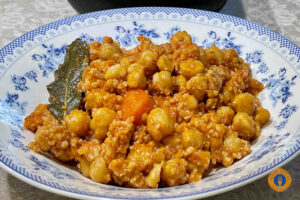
(0, 0), (299, 199)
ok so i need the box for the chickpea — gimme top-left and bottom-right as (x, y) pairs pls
(188, 150), (211, 170)
(89, 41), (101, 61)
(64, 109), (90, 137)
(50, 146), (74, 162)
(182, 128), (203, 148)
(170, 31), (192, 48)
(206, 98), (218, 110)
(232, 112), (255, 140)
(98, 37), (122, 61)
(127, 70), (147, 89)
(152, 71), (173, 95)
(232, 93), (255, 115)
(247, 78), (264, 96)
(146, 163), (162, 188)
(127, 63), (143, 74)
(85, 89), (118, 111)
(254, 121), (261, 138)
(147, 108), (174, 141)
(186, 94), (198, 110)
(163, 133), (181, 146)
(90, 59), (115, 73)
(90, 157), (111, 183)
(199, 47), (209, 67)
(161, 158), (188, 186)
(206, 44), (224, 65)
(157, 55), (174, 72)
(77, 158), (90, 178)
(255, 107), (270, 126)
(186, 75), (208, 100)
(104, 64), (127, 80)
(138, 50), (157, 73)
(119, 57), (132, 69)
(180, 59), (204, 78)
(222, 133), (251, 167)
(152, 147), (166, 163)
(127, 144), (153, 164)
(224, 48), (238, 64)
(216, 106), (235, 125)
(24, 104), (49, 132)
(224, 133), (246, 153)
(173, 75), (187, 93)
(90, 108), (116, 140)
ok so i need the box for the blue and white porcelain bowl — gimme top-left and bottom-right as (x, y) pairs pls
(0, 7), (299, 200)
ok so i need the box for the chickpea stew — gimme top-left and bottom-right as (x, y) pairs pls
(24, 31), (270, 188)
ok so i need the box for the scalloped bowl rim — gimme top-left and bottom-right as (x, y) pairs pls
(0, 7), (299, 200)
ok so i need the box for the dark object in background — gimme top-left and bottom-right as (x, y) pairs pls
(68, 0), (227, 13)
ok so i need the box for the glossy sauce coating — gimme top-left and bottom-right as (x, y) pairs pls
(24, 31), (270, 188)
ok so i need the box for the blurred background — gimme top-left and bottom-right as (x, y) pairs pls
(0, 0), (299, 200)
(67, 0), (229, 13)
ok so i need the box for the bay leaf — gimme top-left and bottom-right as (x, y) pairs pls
(47, 39), (89, 120)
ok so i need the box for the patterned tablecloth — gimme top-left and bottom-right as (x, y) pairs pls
(0, 0), (299, 199)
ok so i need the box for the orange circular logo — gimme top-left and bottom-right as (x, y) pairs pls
(268, 168), (292, 192)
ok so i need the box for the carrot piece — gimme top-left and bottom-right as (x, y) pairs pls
(122, 89), (154, 125)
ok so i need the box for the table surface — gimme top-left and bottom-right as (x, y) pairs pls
(0, 0), (299, 199)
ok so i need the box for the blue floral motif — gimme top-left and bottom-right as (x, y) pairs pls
(0, 102), (23, 127)
(262, 68), (297, 106)
(5, 92), (27, 114)
(115, 21), (160, 47)
(9, 138), (29, 152)
(164, 26), (181, 40)
(275, 120), (288, 130)
(256, 62), (269, 74)
(223, 167), (244, 177)
(279, 104), (298, 119)
(244, 51), (269, 74)
(11, 129), (24, 139)
(245, 50), (263, 64)
(29, 155), (76, 180)
(79, 33), (103, 43)
(247, 132), (290, 163)
(11, 75), (28, 92)
(0, 93), (27, 128)
(201, 31), (242, 54)
(275, 104), (298, 130)
(11, 70), (39, 92)
(25, 70), (38, 82)
(9, 128), (28, 153)
(32, 43), (66, 77)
